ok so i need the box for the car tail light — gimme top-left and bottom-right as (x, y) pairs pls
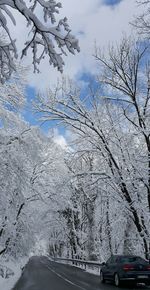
(146, 266), (150, 270)
(123, 264), (135, 271)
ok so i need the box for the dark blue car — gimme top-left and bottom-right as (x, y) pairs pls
(100, 255), (150, 287)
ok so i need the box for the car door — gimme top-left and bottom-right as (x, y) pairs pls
(104, 256), (116, 280)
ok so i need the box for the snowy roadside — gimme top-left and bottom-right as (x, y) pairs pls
(70, 262), (100, 276)
(0, 258), (28, 290)
(51, 257), (101, 276)
(85, 267), (100, 275)
(0, 256), (100, 290)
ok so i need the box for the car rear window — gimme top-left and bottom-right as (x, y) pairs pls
(119, 257), (145, 263)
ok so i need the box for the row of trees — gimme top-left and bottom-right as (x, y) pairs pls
(40, 0), (150, 260)
(1, 0), (150, 263)
(0, 119), (73, 258)
(35, 36), (150, 260)
(0, 70), (72, 259)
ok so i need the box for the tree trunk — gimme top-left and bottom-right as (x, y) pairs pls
(86, 201), (96, 260)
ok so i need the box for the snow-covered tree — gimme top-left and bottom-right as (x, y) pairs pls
(64, 150), (99, 260)
(0, 0), (80, 83)
(34, 37), (150, 258)
(0, 63), (27, 120)
(133, 0), (150, 38)
(4, 126), (76, 260)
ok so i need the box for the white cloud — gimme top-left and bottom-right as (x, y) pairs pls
(8, 0), (139, 90)
(50, 128), (68, 150)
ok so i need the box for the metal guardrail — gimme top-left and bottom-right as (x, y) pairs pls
(52, 257), (102, 271)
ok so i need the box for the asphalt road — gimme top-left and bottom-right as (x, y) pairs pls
(12, 256), (150, 290)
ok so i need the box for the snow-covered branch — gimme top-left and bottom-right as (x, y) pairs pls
(0, 0), (80, 82)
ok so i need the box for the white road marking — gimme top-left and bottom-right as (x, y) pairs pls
(46, 265), (87, 290)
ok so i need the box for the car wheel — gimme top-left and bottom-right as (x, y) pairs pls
(114, 273), (121, 287)
(100, 271), (105, 283)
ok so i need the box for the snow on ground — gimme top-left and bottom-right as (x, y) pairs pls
(86, 267), (100, 275)
(53, 258), (100, 276)
(73, 263), (100, 275)
(0, 256), (100, 290)
(71, 262), (100, 276)
(0, 258), (28, 290)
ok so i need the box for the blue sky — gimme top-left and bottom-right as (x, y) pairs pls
(23, 87), (51, 133)
(18, 0), (135, 91)
(21, 0), (137, 135)
(22, 73), (96, 133)
(23, 70), (110, 134)
(23, 86), (67, 135)
(103, 0), (122, 6)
